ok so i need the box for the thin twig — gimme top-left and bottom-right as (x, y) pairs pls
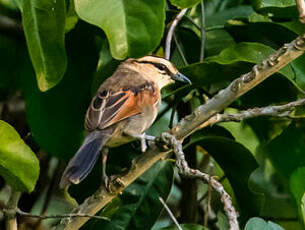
(16, 209), (109, 221)
(53, 33), (305, 230)
(200, 0), (206, 61)
(159, 197), (183, 230)
(296, 0), (305, 23)
(198, 98), (305, 129)
(165, 8), (188, 59)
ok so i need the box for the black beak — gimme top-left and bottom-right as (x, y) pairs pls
(171, 72), (192, 85)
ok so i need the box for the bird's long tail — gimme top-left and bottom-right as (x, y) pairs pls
(60, 130), (110, 188)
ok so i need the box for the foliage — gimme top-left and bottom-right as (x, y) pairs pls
(0, 0), (304, 229)
(0, 120), (39, 193)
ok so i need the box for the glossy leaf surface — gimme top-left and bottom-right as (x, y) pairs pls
(0, 120), (39, 193)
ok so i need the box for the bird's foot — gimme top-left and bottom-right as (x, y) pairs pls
(102, 174), (110, 191)
(102, 174), (126, 193)
(140, 134), (156, 152)
(128, 133), (156, 152)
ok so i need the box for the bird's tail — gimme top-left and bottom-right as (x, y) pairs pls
(60, 130), (110, 188)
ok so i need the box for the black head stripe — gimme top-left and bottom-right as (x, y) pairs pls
(136, 60), (173, 76)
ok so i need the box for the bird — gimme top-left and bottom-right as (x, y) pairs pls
(59, 55), (191, 189)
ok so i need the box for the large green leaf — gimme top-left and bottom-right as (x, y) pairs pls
(65, 0), (78, 32)
(84, 160), (174, 230)
(0, 120), (39, 193)
(252, 0), (298, 18)
(262, 124), (305, 179)
(169, 0), (201, 9)
(289, 167), (305, 225)
(245, 217), (284, 230)
(180, 42), (300, 93)
(21, 22), (98, 159)
(74, 0), (165, 59)
(22, 0), (67, 91)
(226, 19), (305, 48)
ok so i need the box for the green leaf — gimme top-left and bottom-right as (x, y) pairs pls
(245, 217), (284, 230)
(160, 223), (208, 230)
(289, 167), (305, 224)
(252, 0), (298, 18)
(169, 0), (201, 9)
(0, 0), (19, 9)
(0, 120), (39, 193)
(22, 22), (98, 159)
(180, 42), (300, 93)
(22, 0), (67, 91)
(249, 160), (299, 220)
(74, 0), (165, 60)
(220, 118), (260, 154)
(85, 160), (174, 230)
(262, 124), (305, 179)
(206, 5), (254, 28)
(65, 0), (78, 32)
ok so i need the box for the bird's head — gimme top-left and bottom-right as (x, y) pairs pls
(124, 56), (191, 89)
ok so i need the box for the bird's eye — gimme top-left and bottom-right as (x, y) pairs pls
(154, 63), (167, 71)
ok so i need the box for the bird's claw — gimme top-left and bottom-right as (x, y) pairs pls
(103, 174), (125, 193)
(129, 133), (156, 152)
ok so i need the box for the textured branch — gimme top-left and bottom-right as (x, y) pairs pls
(54, 34), (305, 230)
(165, 8), (188, 59)
(160, 133), (239, 230)
(296, 0), (305, 23)
(199, 98), (305, 127)
(172, 34), (305, 140)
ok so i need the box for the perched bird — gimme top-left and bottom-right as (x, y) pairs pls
(60, 56), (191, 189)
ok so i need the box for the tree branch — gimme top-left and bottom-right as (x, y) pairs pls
(172, 34), (305, 140)
(160, 133), (239, 230)
(198, 98), (305, 128)
(16, 209), (109, 221)
(54, 33), (305, 230)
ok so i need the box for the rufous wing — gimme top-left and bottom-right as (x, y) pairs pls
(85, 84), (159, 131)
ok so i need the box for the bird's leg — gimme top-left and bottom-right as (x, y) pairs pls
(127, 133), (156, 152)
(101, 147), (110, 189)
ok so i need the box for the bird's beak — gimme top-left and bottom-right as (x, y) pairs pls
(171, 72), (192, 85)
